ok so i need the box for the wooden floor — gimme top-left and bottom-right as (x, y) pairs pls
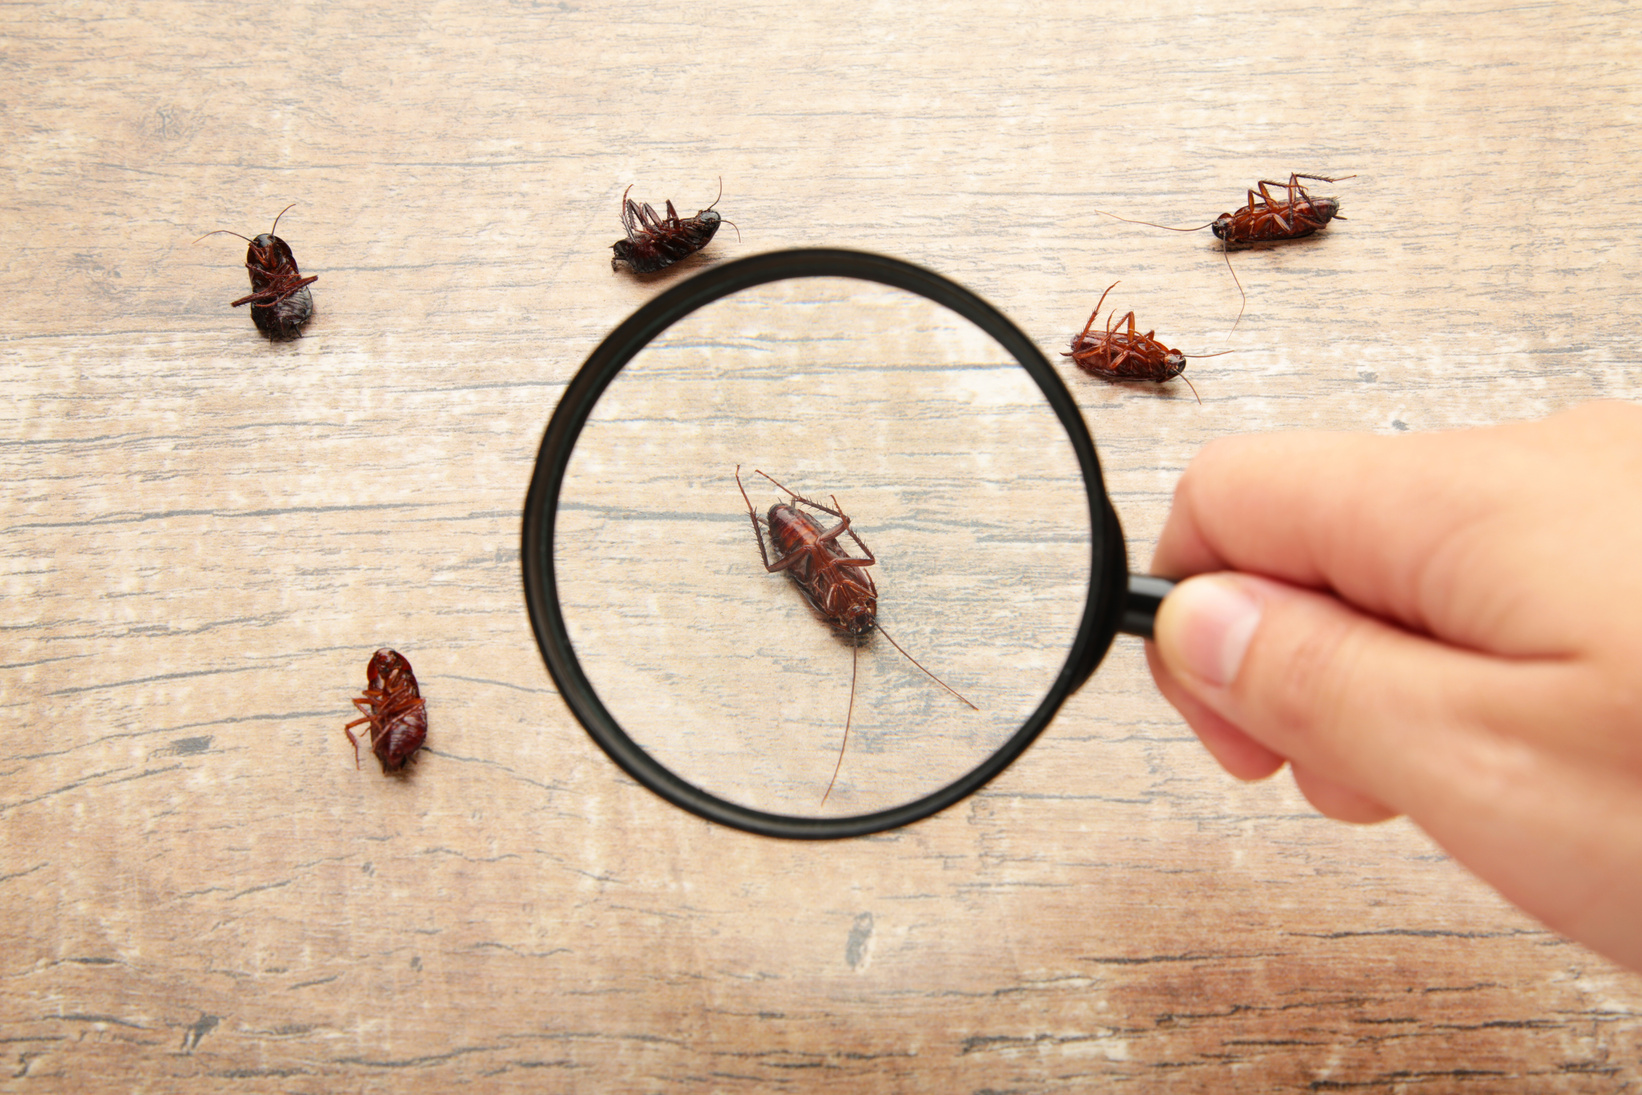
(3, 2), (1640, 1090)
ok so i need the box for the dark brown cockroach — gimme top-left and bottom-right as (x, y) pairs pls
(195, 203), (318, 340)
(735, 466), (977, 805)
(1064, 282), (1234, 404)
(610, 179), (738, 274)
(343, 648), (428, 773)
(1094, 173), (1355, 330)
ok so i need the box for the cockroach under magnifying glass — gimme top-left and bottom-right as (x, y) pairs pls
(523, 249), (1175, 840)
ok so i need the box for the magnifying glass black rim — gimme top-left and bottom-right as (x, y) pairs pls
(522, 247), (1127, 839)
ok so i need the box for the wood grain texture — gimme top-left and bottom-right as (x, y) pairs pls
(3, 0), (1640, 1091)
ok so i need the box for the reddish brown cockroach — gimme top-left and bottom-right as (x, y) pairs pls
(1095, 172), (1355, 330)
(735, 466), (977, 805)
(1064, 282), (1231, 403)
(610, 180), (738, 274)
(343, 648), (428, 773)
(1209, 172), (1355, 246)
(195, 203), (318, 341)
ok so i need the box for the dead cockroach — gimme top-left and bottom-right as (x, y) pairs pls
(195, 203), (318, 340)
(610, 180), (738, 274)
(1064, 282), (1233, 403)
(1095, 172), (1355, 330)
(343, 648), (428, 773)
(1209, 172), (1355, 246)
(735, 466), (977, 806)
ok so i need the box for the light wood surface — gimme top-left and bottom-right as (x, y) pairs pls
(4, 2), (1641, 1091)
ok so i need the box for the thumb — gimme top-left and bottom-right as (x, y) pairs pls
(1150, 573), (1523, 823)
(1150, 573), (1642, 971)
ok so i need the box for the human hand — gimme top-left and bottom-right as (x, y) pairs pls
(1145, 401), (1642, 973)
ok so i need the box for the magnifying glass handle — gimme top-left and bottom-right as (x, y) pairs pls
(1120, 574), (1176, 640)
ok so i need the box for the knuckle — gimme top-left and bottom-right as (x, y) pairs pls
(1243, 598), (1368, 747)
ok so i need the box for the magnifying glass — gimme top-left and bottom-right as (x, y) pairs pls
(522, 249), (1174, 839)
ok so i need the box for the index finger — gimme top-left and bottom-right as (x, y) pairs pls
(1149, 411), (1622, 657)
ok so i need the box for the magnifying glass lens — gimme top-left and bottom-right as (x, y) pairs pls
(552, 276), (1093, 817)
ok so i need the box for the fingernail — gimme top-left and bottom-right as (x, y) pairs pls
(1159, 575), (1263, 688)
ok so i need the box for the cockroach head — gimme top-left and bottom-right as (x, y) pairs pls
(697, 208), (722, 228)
(838, 604), (877, 642)
(1209, 214), (1234, 241)
(1162, 351), (1188, 380)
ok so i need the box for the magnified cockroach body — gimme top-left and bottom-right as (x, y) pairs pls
(735, 467), (977, 805)
(611, 180), (737, 274)
(1094, 172), (1354, 330)
(343, 649), (428, 773)
(1064, 282), (1230, 403)
(195, 203), (318, 340)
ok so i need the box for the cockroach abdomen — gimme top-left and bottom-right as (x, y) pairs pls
(249, 286), (314, 340)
